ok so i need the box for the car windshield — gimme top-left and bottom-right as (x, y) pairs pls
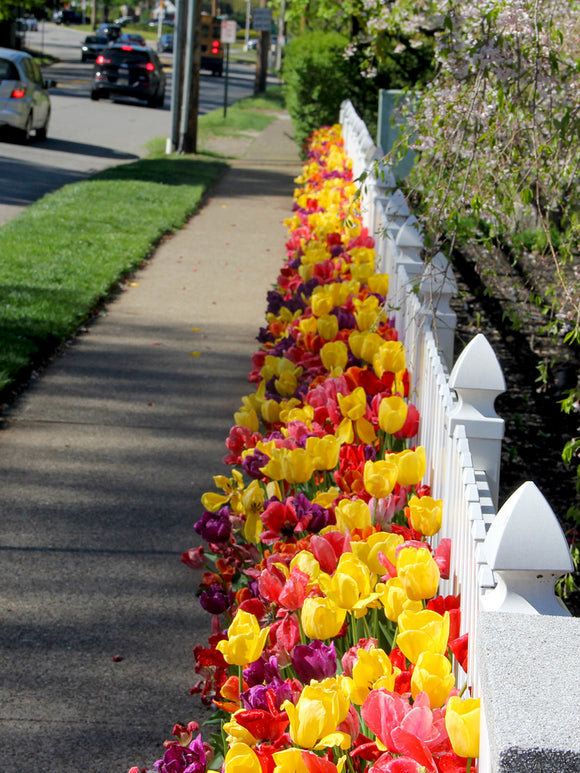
(86, 36), (107, 44)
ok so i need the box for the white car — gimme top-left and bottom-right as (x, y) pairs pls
(0, 47), (55, 142)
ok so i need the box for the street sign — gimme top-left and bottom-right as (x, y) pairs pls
(252, 7), (272, 31)
(220, 19), (237, 44)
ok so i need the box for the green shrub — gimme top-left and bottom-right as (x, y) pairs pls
(282, 32), (353, 152)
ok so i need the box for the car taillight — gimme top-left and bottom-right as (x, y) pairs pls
(11, 87), (26, 98)
(211, 40), (220, 54)
(145, 61), (155, 71)
(96, 55), (107, 64)
(121, 45), (133, 51)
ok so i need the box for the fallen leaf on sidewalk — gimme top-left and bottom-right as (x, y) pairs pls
(190, 352), (201, 357)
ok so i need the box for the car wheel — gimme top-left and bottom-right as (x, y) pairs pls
(155, 89), (165, 108)
(81, 54), (86, 62)
(17, 112), (34, 144)
(90, 89), (100, 101)
(36, 109), (50, 141)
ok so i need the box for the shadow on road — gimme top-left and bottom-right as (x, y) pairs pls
(0, 156), (87, 206)
(41, 136), (139, 159)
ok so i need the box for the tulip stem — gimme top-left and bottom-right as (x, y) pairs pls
(362, 613), (372, 640)
(297, 613), (307, 646)
(238, 664), (243, 703)
(466, 758), (472, 773)
(390, 623), (398, 652)
(345, 754), (357, 773)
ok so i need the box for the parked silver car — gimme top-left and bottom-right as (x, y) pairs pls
(0, 47), (55, 142)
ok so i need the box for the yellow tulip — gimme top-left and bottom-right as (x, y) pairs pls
(216, 610), (270, 666)
(260, 448), (284, 481)
(396, 609), (450, 664)
(301, 596), (347, 639)
(283, 679), (351, 750)
(305, 434), (341, 471)
(373, 340), (406, 378)
(363, 458), (399, 499)
(376, 577), (424, 622)
(407, 495), (443, 536)
(317, 314), (339, 341)
(350, 262), (375, 284)
(311, 290), (335, 317)
(224, 743), (262, 773)
(272, 748), (309, 773)
(242, 480), (265, 544)
(396, 546), (440, 601)
(233, 407), (260, 433)
(320, 340), (349, 372)
(367, 273), (389, 296)
(223, 717), (258, 746)
(278, 399), (309, 423)
(201, 470), (244, 512)
(349, 247), (376, 266)
(411, 651), (455, 708)
(261, 398), (281, 424)
(261, 354), (282, 381)
(445, 697), (481, 759)
(275, 370), (299, 398)
(312, 486), (341, 508)
(327, 553), (376, 611)
(337, 387), (368, 421)
(298, 315), (318, 337)
(395, 446), (427, 486)
(290, 550), (321, 582)
(348, 647), (396, 704)
(350, 330), (384, 363)
(334, 499), (372, 533)
(280, 447), (316, 484)
(364, 531), (405, 574)
(378, 395), (408, 434)
(353, 296), (380, 332)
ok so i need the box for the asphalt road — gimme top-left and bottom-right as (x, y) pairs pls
(0, 23), (261, 225)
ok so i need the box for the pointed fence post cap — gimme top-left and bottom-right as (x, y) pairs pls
(419, 252), (458, 297)
(449, 333), (505, 393)
(385, 189), (409, 218)
(485, 482), (574, 572)
(395, 215), (423, 248)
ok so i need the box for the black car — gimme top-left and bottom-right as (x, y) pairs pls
(157, 33), (173, 53)
(96, 23), (122, 42)
(81, 34), (109, 62)
(90, 44), (166, 107)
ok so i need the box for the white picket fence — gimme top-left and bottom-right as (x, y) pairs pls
(339, 100), (579, 772)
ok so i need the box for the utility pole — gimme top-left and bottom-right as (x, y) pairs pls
(179, 0), (201, 153)
(253, 0), (270, 94)
(169, 0), (185, 152)
(275, 0), (285, 71)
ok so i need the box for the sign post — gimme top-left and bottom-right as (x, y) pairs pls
(220, 19), (237, 118)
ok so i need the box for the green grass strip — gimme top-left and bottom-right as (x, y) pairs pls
(0, 89), (289, 399)
(0, 156), (226, 396)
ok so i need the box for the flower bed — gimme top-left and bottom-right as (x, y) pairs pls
(131, 124), (480, 773)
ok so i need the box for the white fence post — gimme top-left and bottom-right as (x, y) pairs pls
(448, 334), (506, 509)
(419, 251), (457, 371)
(481, 481), (574, 615)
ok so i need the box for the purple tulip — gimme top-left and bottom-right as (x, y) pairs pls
(199, 585), (233, 615)
(242, 450), (270, 479)
(193, 507), (231, 544)
(291, 639), (337, 683)
(154, 731), (206, 773)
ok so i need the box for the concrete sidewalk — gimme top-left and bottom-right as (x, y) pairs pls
(0, 113), (302, 771)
